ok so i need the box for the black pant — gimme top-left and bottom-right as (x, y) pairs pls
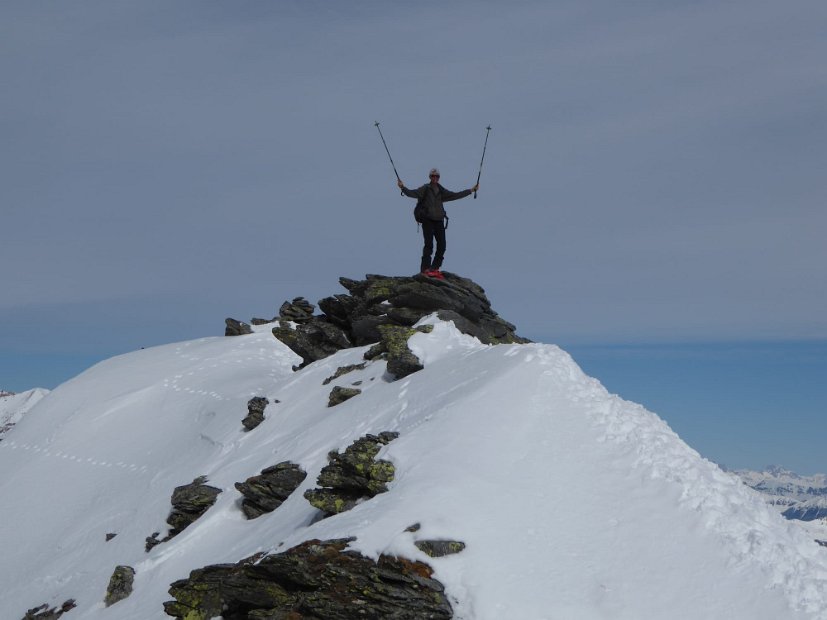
(420, 218), (446, 272)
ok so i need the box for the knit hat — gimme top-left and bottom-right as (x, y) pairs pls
(429, 168), (440, 177)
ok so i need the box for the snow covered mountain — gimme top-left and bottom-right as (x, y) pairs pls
(736, 466), (827, 521)
(0, 387), (49, 438)
(2, 273), (827, 619)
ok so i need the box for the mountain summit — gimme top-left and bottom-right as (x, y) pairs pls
(1, 274), (826, 619)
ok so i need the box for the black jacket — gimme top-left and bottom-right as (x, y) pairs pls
(402, 183), (472, 221)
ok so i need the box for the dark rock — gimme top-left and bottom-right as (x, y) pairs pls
(351, 314), (400, 346)
(145, 476), (221, 552)
(304, 433), (399, 517)
(235, 462), (307, 520)
(268, 272), (526, 369)
(168, 476), (222, 535)
(105, 532), (117, 542)
(104, 565), (136, 607)
(415, 539), (467, 558)
(272, 318), (352, 369)
(406, 523), (422, 532)
(363, 342), (386, 361)
(387, 305), (432, 326)
(163, 538), (452, 620)
(817, 539), (827, 548)
(278, 297), (315, 323)
(250, 317), (276, 326)
(327, 386), (362, 407)
(242, 396), (270, 431)
(388, 280), (467, 315)
(145, 532), (161, 552)
(21, 600), (76, 619)
(318, 293), (359, 328)
(436, 309), (488, 342)
(322, 363), (367, 385)
(225, 318), (253, 336)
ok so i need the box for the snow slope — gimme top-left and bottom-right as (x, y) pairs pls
(0, 387), (49, 437)
(1, 317), (827, 619)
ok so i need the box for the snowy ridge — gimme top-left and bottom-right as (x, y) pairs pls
(590, 393), (827, 614)
(1, 317), (826, 618)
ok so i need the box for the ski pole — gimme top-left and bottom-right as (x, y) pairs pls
(474, 125), (492, 199)
(374, 122), (403, 195)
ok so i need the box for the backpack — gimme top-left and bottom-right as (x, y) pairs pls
(414, 184), (438, 224)
(413, 196), (426, 223)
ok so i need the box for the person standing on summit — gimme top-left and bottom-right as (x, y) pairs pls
(397, 168), (478, 278)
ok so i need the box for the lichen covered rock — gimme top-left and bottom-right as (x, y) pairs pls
(415, 539), (467, 558)
(304, 432), (398, 517)
(163, 538), (452, 620)
(104, 565), (135, 607)
(234, 462), (307, 519)
(378, 324), (425, 379)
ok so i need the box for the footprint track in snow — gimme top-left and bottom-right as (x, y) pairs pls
(0, 440), (150, 474)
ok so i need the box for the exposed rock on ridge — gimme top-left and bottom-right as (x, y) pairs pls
(229, 273), (527, 369)
(164, 538), (452, 619)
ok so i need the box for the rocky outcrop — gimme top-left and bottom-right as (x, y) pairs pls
(241, 396), (270, 431)
(234, 462), (307, 520)
(164, 538), (452, 620)
(225, 318), (253, 336)
(304, 433), (398, 517)
(327, 386), (362, 407)
(21, 600), (76, 619)
(272, 320), (352, 370)
(267, 273), (527, 369)
(146, 476), (222, 552)
(279, 296), (315, 323)
(104, 565), (136, 607)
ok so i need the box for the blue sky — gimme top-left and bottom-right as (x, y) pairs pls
(1, 1), (825, 473)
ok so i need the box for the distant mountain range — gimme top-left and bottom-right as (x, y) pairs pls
(735, 466), (827, 521)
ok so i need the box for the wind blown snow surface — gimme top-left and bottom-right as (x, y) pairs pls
(1, 316), (826, 619)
